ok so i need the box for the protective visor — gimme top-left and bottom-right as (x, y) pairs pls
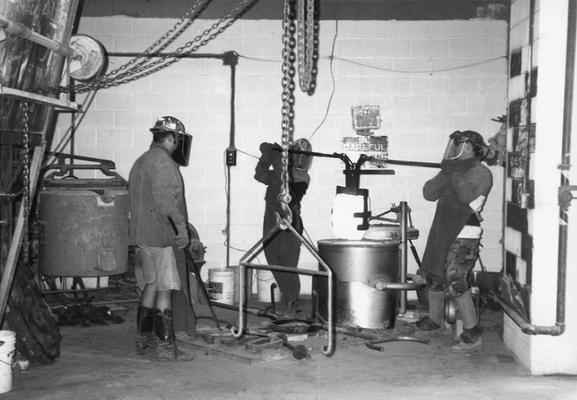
(172, 132), (193, 166)
(443, 132), (469, 160)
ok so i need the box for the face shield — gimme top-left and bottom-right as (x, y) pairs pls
(443, 131), (470, 161)
(291, 138), (313, 171)
(172, 132), (193, 166)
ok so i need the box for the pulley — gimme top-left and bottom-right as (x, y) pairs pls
(68, 35), (108, 82)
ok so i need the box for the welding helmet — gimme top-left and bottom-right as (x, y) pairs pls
(291, 138), (313, 171)
(443, 130), (486, 161)
(150, 116), (193, 166)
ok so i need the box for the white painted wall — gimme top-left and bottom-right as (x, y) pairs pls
(57, 16), (507, 292)
(503, 0), (577, 375)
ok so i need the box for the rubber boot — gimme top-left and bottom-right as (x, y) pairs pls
(416, 290), (445, 330)
(154, 309), (177, 361)
(135, 306), (155, 355)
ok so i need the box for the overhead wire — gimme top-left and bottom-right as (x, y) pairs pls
(238, 53), (506, 75)
(333, 55), (506, 74)
(238, 42), (505, 142)
(309, 19), (339, 141)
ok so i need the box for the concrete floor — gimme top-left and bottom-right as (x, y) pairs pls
(5, 300), (577, 400)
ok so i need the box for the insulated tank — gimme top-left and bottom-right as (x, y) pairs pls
(38, 176), (128, 277)
(314, 239), (400, 330)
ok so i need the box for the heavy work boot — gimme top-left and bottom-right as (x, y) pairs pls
(154, 308), (178, 361)
(154, 309), (195, 361)
(135, 306), (155, 355)
(451, 325), (483, 352)
(416, 290), (445, 331)
(451, 291), (483, 352)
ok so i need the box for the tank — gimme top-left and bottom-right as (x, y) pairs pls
(0, 0), (79, 140)
(38, 177), (128, 277)
(314, 239), (400, 330)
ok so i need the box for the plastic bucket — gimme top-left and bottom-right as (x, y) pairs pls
(208, 268), (235, 305)
(257, 270), (281, 303)
(230, 266), (253, 304)
(0, 330), (16, 394)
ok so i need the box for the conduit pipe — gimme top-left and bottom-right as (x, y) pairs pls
(0, 13), (77, 58)
(109, 50), (239, 269)
(498, 0), (576, 336)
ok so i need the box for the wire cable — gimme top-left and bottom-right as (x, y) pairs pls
(45, 88), (99, 167)
(332, 55), (506, 75)
(236, 148), (259, 159)
(237, 53), (506, 75)
(309, 19), (339, 140)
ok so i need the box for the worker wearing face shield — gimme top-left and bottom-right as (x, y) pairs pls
(254, 138), (312, 318)
(129, 116), (194, 361)
(416, 130), (493, 352)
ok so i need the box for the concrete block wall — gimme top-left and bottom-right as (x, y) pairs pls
(503, 0), (577, 375)
(55, 16), (507, 287)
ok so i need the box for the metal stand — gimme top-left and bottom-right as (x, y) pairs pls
(232, 213), (335, 357)
(365, 201), (429, 350)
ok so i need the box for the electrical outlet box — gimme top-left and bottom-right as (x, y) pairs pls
(226, 147), (237, 166)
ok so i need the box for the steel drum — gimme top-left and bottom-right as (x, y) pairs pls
(314, 238), (400, 330)
(38, 177), (128, 277)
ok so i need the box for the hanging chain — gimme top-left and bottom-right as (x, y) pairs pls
(52, 0), (257, 94)
(20, 102), (30, 264)
(297, 0), (318, 94)
(279, 0), (297, 225)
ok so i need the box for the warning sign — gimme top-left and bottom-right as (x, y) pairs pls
(342, 135), (388, 168)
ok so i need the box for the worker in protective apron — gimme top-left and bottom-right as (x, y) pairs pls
(254, 139), (312, 318)
(129, 116), (194, 361)
(416, 130), (493, 352)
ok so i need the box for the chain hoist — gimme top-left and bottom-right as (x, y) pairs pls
(297, 0), (318, 94)
(20, 102), (30, 264)
(279, 0), (298, 227)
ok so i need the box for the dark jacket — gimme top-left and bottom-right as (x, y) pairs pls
(420, 158), (492, 288)
(128, 143), (187, 247)
(254, 144), (309, 232)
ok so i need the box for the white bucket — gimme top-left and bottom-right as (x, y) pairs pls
(0, 330), (16, 394)
(257, 270), (281, 303)
(208, 268), (235, 305)
(230, 266), (253, 304)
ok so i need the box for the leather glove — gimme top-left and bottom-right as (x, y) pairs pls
(188, 239), (206, 261)
(189, 238), (204, 251)
(259, 142), (281, 155)
(174, 225), (191, 249)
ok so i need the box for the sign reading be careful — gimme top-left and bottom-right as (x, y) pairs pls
(342, 135), (388, 168)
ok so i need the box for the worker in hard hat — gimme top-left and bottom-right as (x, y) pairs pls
(254, 138), (313, 318)
(129, 116), (194, 361)
(416, 130), (493, 352)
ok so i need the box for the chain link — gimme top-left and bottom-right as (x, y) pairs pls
(50, 0), (256, 94)
(279, 0), (298, 225)
(20, 102), (30, 264)
(297, 0), (318, 94)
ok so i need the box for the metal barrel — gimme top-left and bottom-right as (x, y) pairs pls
(314, 239), (400, 330)
(38, 178), (129, 277)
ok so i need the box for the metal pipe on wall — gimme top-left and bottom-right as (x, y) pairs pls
(399, 201), (408, 314)
(0, 13), (76, 58)
(108, 51), (239, 269)
(499, 0), (576, 336)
